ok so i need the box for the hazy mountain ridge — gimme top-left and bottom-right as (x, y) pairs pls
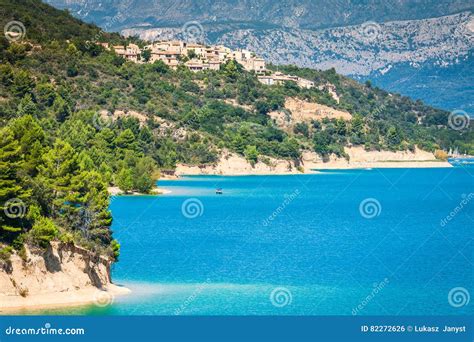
(215, 12), (473, 75)
(45, 0), (473, 31)
(362, 51), (474, 114)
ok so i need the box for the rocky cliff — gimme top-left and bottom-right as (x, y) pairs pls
(0, 242), (128, 311)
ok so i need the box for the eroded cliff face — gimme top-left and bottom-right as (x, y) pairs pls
(0, 242), (112, 299)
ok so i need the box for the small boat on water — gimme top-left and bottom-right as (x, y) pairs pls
(216, 188), (223, 195)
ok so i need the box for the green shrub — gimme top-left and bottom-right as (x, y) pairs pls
(12, 234), (25, 251)
(30, 217), (59, 248)
(244, 145), (259, 166)
(59, 231), (75, 244)
(110, 240), (120, 261)
(18, 245), (28, 262)
(0, 246), (13, 262)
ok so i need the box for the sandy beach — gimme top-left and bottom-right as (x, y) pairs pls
(0, 284), (130, 313)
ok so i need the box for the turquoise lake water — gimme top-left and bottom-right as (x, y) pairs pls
(36, 168), (474, 315)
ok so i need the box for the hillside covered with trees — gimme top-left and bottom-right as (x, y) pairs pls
(0, 0), (472, 263)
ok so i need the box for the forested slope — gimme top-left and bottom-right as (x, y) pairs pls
(0, 0), (472, 262)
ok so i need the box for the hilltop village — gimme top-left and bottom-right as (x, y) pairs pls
(100, 41), (315, 89)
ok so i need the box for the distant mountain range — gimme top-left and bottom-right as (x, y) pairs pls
(46, 0), (474, 114)
(44, 0), (473, 30)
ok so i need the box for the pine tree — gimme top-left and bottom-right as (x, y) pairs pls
(351, 114), (365, 137)
(10, 115), (45, 176)
(99, 162), (113, 184)
(30, 216), (59, 247)
(50, 96), (71, 122)
(35, 83), (57, 108)
(132, 157), (156, 193)
(223, 60), (240, 81)
(37, 139), (78, 216)
(66, 171), (112, 245)
(0, 127), (30, 240)
(17, 94), (38, 117)
(77, 151), (95, 171)
(11, 70), (34, 98)
(117, 168), (134, 193)
(115, 129), (136, 150)
(387, 126), (402, 150)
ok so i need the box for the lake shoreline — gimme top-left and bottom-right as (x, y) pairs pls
(0, 284), (130, 313)
(174, 147), (452, 176)
(108, 186), (172, 196)
(175, 160), (452, 177)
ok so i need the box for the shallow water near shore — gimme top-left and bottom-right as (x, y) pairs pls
(31, 168), (474, 315)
